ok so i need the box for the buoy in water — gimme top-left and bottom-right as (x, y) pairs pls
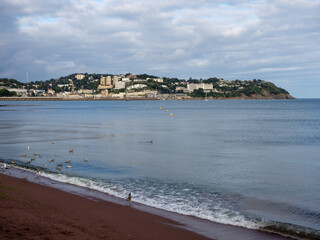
(166, 110), (168, 112)
(170, 113), (173, 117)
(160, 107), (162, 109)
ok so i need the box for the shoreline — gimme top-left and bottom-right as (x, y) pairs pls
(0, 95), (294, 101)
(0, 164), (293, 240)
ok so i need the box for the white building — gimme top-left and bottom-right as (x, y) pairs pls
(176, 86), (187, 92)
(6, 88), (28, 96)
(153, 78), (163, 83)
(58, 84), (71, 88)
(115, 81), (126, 89)
(127, 84), (147, 90)
(121, 78), (131, 82)
(78, 89), (94, 94)
(187, 83), (213, 92)
(75, 74), (85, 80)
(146, 78), (163, 83)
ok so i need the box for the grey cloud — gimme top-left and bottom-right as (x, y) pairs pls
(0, 0), (319, 97)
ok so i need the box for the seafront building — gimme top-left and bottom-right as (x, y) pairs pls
(187, 83), (213, 92)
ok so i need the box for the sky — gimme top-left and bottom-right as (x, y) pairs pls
(0, 0), (319, 98)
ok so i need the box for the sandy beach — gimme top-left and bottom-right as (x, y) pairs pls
(0, 167), (296, 240)
(0, 173), (211, 240)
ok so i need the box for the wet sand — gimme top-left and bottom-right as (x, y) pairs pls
(0, 173), (210, 240)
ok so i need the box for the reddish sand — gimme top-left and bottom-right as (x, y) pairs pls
(0, 173), (211, 240)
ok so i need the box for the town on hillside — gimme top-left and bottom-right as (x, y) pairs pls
(0, 73), (293, 99)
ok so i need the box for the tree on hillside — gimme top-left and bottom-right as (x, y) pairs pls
(0, 88), (17, 97)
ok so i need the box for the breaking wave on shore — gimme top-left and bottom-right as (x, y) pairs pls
(2, 160), (320, 240)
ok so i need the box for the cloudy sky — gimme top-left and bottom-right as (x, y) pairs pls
(1, 0), (319, 97)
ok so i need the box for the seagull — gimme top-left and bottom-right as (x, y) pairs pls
(49, 159), (54, 163)
(66, 165), (72, 169)
(51, 141), (55, 144)
(69, 149), (73, 153)
(27, 145), (30, 151)
(84, 158), (88, 162)
(126, 192), (132, 202)
(1, 163), (7, 170)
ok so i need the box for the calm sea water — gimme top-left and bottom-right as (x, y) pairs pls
(1, 99), (320, 237)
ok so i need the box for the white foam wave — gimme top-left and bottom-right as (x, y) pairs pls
(40, 171), (263, 230)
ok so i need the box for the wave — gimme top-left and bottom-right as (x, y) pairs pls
(1, 159), (320, 240)
(261, 222), (320, 240)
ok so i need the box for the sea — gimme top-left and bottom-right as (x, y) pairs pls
(0, 99), (319, 239)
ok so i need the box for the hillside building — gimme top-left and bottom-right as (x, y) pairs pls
(75, 74), (85, 80)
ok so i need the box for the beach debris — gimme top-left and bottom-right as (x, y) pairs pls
(11, 161), (16, 164)
(66, 165), (72, 169)
(21, 154), (26, 157)
(49, 159), (54, 163)
(51, 141), (55, 144)
(84, 158), (88, 162)
(69, 149), (74, 153)
(126, 192), (132, 202)
(65, 160), (71, 163)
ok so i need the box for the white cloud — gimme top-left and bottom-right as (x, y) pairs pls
(0, 0), (320, 97)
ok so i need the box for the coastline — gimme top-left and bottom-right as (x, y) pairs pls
(0, 171), (210, 240)
(0, 94), (294, 101)
(0, 164), (293, 240)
